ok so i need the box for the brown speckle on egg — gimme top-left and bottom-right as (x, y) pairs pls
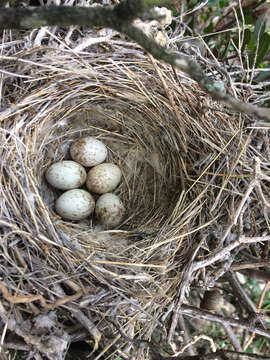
(70, 136), (107, 167)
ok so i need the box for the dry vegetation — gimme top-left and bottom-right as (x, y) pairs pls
(1, 1), (270, 360)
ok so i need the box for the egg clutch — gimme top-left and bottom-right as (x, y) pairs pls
(45, 137), (125, 228)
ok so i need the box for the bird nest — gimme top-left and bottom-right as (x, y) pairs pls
(1, 29), (269, 360)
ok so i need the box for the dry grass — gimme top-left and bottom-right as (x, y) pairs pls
(1, 3), (270, 360)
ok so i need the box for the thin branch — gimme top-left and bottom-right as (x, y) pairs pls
(106, 318), (171, 359)
(226, 271), (262, 316)
(0, 0), (169, 29)
(180, 304), (270, 339)
(178, 314), (195, 356)
(225, 271), (265, 329)
(2, 341), (30, 351)
(239, 269), (270, 282)
(222, 323), (243, 353)
(122, 23), (270, 121)
(244, 281), (270, 350)
(173, 334), (216, 356)
(176, 350), (270, 359)
(0, 280), (89, 309)
(0, 3), (269, 121)
(69, 306), (101, 353)
(168, 237), (205, 342)
(193, 235), (270, 272)
(231, 261), (270, 271)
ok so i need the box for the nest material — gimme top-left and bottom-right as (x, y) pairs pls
(0, 23), (269, 360)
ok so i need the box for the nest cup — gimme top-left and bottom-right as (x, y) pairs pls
(0, 41), (242, 358)
(41, 78), (184, 233)
(52, 102), (184, 230)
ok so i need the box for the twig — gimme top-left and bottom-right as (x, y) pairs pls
(239, 269), (270, 282)
(122, 23), (270, 121)
(105, 323), (248, 360)
(69, 306), (101, 353)
(0, 3), (269, 120)
(244, 281), (270, 350)
(106, 318), (171, 359)
(0, 1), (168, 29)
(173, 350), (270, 359)
(0, 280), (89, 309)
(168, 237), (205, 342)
(180, 304), (270, 339)
(173, 334), (216, 356)
(225, 271), (265, 329)
(232, 261), (270, 271)
(222, 323), (243, 353)
(178, 314), (195, 356)
(2, 341), (30, 351)
(231, 260), (270, 273)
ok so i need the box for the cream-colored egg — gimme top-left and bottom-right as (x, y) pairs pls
(55, 189), (95, 221)
(45, 160), (87, 190)
(70, 136), (107, 167)
(95, 193), (125, 227)
(86, 163), (121, 194)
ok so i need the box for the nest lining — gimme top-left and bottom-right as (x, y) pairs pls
(0, 40), (267, 359)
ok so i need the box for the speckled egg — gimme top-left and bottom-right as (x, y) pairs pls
(95, 193), (125, 227)
(55, 189), (95, 221)
(45, 160), (87, 190)
(86, 163), (121, 194)
(70, 136), (107, 167)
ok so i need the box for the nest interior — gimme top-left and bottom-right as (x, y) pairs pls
(1, 36), (268, 359)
